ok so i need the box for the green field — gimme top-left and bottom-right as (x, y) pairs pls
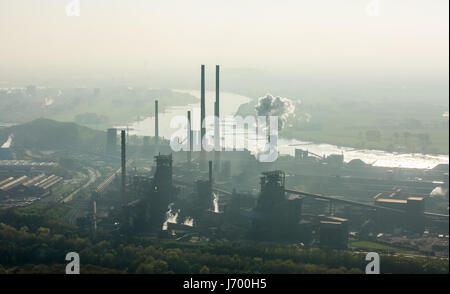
(237, 96), (449, 155)
(0, 88), (198, 130)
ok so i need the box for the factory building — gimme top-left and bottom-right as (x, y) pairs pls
(124, 154), (176, 235)
(251, 171), (305, 241)
(0, 160), (58, 175)
(406, 197), (425, 233)
(0, 174), (62, 198)
(375, 197), (425, 233)
(319, 220), (348, 249)
(317, 215), (349, 249)
(196, 161), (214, 212)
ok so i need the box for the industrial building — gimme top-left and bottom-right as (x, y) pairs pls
(0, 173), (62, 199)
(0, 160), (58, 176)
(249, 171), (305, 241)
(375, 197), (425, 233)
(319, 220), (348, 249)
(79, 64), (448, 255)
(318, 215), (349, 249)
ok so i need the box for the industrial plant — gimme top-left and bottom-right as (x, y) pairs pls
(0, 0), (448, 280)
(54, 65), (449, 257)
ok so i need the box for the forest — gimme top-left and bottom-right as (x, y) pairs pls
(0, 205), (448, 274)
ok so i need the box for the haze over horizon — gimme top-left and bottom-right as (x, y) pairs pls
(0, 0), (448, 89)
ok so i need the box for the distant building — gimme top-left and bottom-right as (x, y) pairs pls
(318, 215), (349, 249)
(319, 220), (348, 249)
(251, 171), (304, 241)
(0, 160), (57, 176)
(295, 149), (309, 160)
(0, 174), (63, 198)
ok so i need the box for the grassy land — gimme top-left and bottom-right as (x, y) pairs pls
(0, 88), (198, 130)
(237, 97), (449, 155)
(0, 118), (105, 152)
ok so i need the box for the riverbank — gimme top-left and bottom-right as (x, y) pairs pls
(235, 96), (449, 156)
(118, 89), (448, 169)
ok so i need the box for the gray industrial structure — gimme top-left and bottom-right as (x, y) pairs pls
(0, 174), (62, 199)
(375, 197), (425, 233)
(73, 65), (448, 255)
(155, 100), (159, 144)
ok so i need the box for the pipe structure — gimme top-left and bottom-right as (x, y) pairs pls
(121, 130), (126, 205)
(214, 65), (220, 173)
(200, 65), (206, 169)
(187, 111), (192, 162)
(209, 160), (213, 184)
(155, 100), (159, 144)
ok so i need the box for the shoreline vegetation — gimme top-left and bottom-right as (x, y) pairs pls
(0, 87), (198, 130)
(0, 205), (448, 274)
(0, 88), (448, 156)
(235, 97), (449, 156)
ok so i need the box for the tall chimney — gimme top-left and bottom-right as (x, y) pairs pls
(233, 125), (237, 151)
(187, 111), (192, 162)
(93, 200), (97, 232)
(208, 160), (213, 184)
(155, 100), (159, 144)
(215, 65), (219, 117)
(200, 65), (206, 169)
(201, 65), (205, 146)
(121, 130), (126, 204)
(214, 65), (220, 172)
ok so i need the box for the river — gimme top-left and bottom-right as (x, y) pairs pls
(120, 89), (449, 169)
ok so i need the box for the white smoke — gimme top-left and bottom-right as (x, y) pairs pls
(430, 187), (447, 198)
(162, 203), (179, 230)
(44, 97), (54, 106)
(213, 193), (219, 213)
(183, 217), (194, 227)
(1, 135), (13, 148)
(255, 94), (295, 129)
(305, 112), (312, 123)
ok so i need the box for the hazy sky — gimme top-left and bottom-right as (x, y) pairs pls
(0, 0), (448, 83)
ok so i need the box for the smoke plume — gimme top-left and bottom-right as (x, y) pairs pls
(255, 94), (295, 128)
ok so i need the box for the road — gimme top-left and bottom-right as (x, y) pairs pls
(62, 167), (97, 203)
(62, 167), (99, 224)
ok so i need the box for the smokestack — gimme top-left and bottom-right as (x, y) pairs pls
(187, 111), (192, 162)
(200, 65), (206, 169)
(121, 130), (126, 204)
(214, 65), (220, 172)
(93, 200), (97, 232)
(209, 160), (213, 184)
(155, 100), (159, 144)
(233, 125), (237, 151)
(201, 65), (205, 147)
